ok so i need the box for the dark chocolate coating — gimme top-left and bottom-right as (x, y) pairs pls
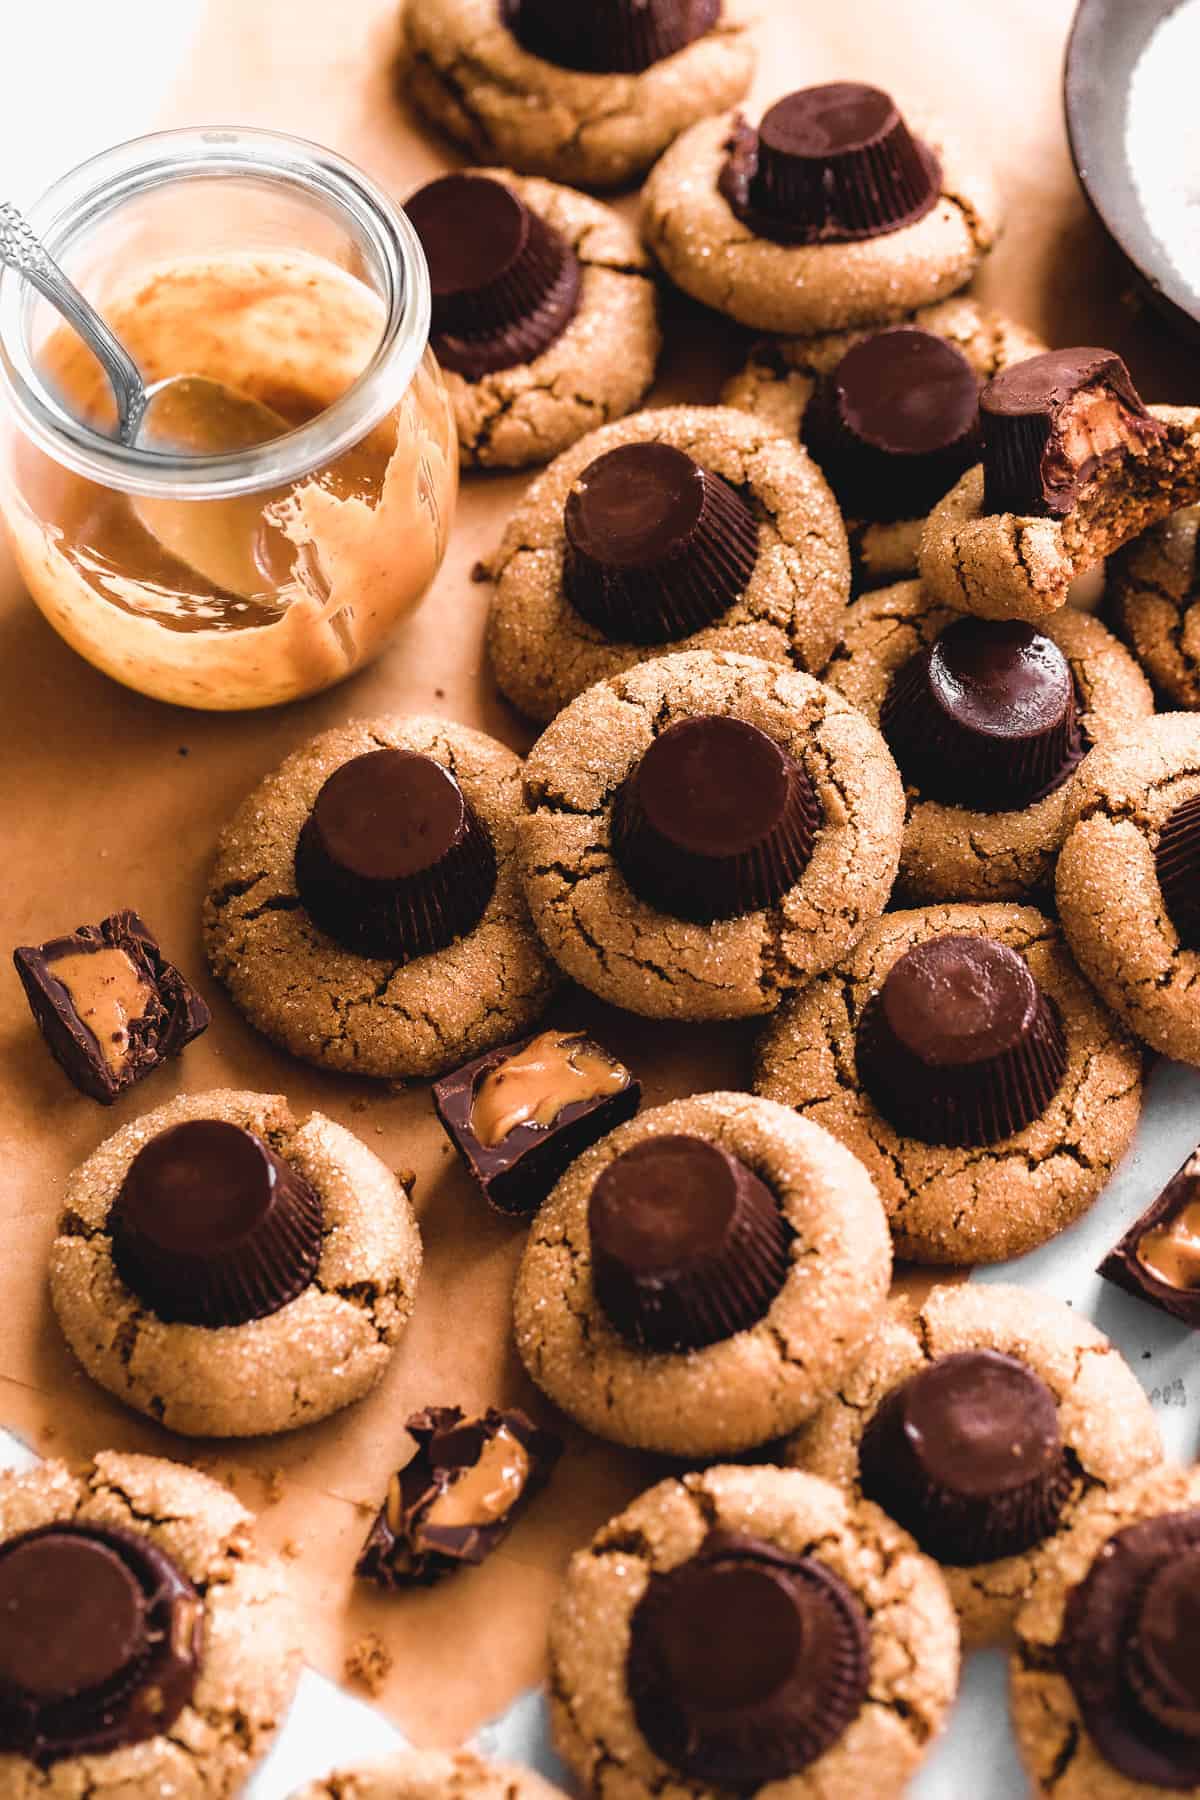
(1098, 1154), (1200, 1328)
(501, 0), (719, 73)
(13, 910), (210, 1105)
(611, 715), (820, 922)
(855, 934), (1069, 1146)
(588, 1133), (792, 1350)
(294, 750), (497, 960)
(627, 1529), (870, 1783)
(719, 83), (941, 246)
(881, 617), (1084, 812)
(562, 443), (760, 645)
(858, 1350), (1072, 1565)
(802, 328), (980, 521)
(108, 1119), (324, 1327)
(0, 1524), (202, 1766)
(405, 173), (581, 378)
(1156, 795), (1200, 951)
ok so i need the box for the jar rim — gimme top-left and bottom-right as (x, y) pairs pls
(0, 126), (432, 501)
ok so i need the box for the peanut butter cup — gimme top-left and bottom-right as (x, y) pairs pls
(858, 1351), (1072, 1565)
(855, 935), (1068, 1146)
(611, 715), (819, 922)
(0, 1524), (202, 1765)
(588, 1133), (791, 1350)
(881, 617), (1084, 812)
(108, 1119), (324, 1327)
(980, 348), (1164, 518)
(1156, 794), (1200, 950)
(562, 442), (759, 645)
(502, 0), (719, 74)
(294, 749), (497, 960)
(719, 83), (941, 246)
(405, 173), (581, 379)
(627, 1529), (870, 1783)
(1099, 1148), (1200, 1328)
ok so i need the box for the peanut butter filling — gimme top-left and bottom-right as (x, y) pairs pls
(422, 1428), (531, 1531)
(469, 1030), (630, 1148)
(1048, 385), (1157, 489)
(1136, 1197), (1200, 1291)
(49, 947), (151, 1072)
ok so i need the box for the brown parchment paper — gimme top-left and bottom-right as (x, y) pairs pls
(2, 0), (1197, 1751)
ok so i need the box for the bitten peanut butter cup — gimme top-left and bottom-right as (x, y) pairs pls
(294, 749), (497, 960)
(1099, 1149), (1200, 1328)
(1156, 794), (1200, 950)
(405, 173), (581, 379)
(980, 347), (1164, 518)
(881, 617), (1083, 812)
(108, 1119), (324, 1327)
(588, 1133), (791, 1350)
(611, 715), (820, 922)
(0, 1524), (202, 1765)
(719, 83), (941, 246)
(627, 1529), (870, 1783)
(562, 442), (759, 645)
(855, 935), (1068, 1146)
(501, 0), (718, 74)
(802, 328), (980, 521)
(858, 1350), (1072, 1565)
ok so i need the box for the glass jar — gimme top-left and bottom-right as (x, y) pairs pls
(0, 128), (458, 709)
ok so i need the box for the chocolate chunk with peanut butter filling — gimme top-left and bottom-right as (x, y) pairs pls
(1099, 1146), (1200, 1328)
(13, 910), (210, 1104)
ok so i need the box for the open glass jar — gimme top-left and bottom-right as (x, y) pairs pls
(0, 128), (458, 709)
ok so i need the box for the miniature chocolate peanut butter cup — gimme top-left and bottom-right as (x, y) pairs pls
(0, 1523), (202, 1764)
(855, 935), (1068, 1146)
(611, 715), (820, 922)
(1060, 1509), (1200, 1786)
(802, 328), (980, 521)
(1099, 1150), (1200, 1328)
(858, 1350), (1072, 1565)
(502, 0), (718, 74)
(108, 1119), (324, 1327)
(562, 442), (759, 645)
(294, 749), (497, 960)
(588, 1133), (791, 1350)
(881, 617), (1084, 812)
(405, 173), (580, 380)
(627, 1529), (870, 1783)
(980, 347), (1165, 518)
(1156, 794), (1200, 950)
(719, 83), (941, 246)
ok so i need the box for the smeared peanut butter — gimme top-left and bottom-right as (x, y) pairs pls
(422, 1427), (530, 1530)
(470, 1030), (629, 1148)
(1136, 1198), (1200, 1291)
(49, 947), (150, 1071)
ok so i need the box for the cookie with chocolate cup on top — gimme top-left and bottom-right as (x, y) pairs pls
(203, 716), (558, 1079)
(485, 405), (850, 723)
(823, 578), (1153, 902)
(517, 650), (904, 1022)
(49, 1088), (423, 1437)
(404, 170), (659, 470)
(1099, 1142), (1200, 1328)
(400, 0), (754, 193)
(754, 904), (1143, 1264)
(784, 1283), (1162, 1649)
(513, 1090), (891, 1458)
(641, 82), (1000, 335)
(1110, 504), (1200, 707)
(723, 298), (1045, 584)
(920, 348), (1200, 622)
(549, 1464), (958, 1799)
(0, 1450), (299, 1794)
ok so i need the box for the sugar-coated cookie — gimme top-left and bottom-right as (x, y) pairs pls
(290, 1750), (567, 1798)
(1110, 502), (1200, 707)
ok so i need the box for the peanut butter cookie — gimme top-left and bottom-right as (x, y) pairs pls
(292, 1750), (567, 1799)
(1110, 502), (1200, 707)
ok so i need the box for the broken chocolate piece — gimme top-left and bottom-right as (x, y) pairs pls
(355, 1406), (561, 1587)
(502, 0), (719, 74)
(13, 910), (210, 1105)
(1156, 795), (1200, 950)
(980, 348), (1165, 518)
(1099, 1145), (1200, 1327)
(433, 1028), (640, 1217)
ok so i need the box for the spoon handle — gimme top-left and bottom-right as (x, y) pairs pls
(0, 201), (146, 443)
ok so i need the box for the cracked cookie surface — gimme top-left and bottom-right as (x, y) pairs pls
(1110, 502), (1200, 707)
(548, 1462), (959, 1798)
(399, 0), (755, 191)
(783, 1283), (1162, 1649)
(513, 1091), (891, 1456)
(722, 299), (1044, 584)
(919, 406), (1200, 622)
(517, 650), (905, 1021)
(292, 1748), (567, 1798)
(430, 170), (661, 470)
(1056, 713), (1200, 1065)
(640, 110), (1000, 335)
(486, 405), (850, 723)
(203, 715), (559, 1078)
(0, 1450), (300, 1797)
(823, 579), (1154, 902)
(753, 903), (1143, 1264)
(50, 1088), (423, 1437)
